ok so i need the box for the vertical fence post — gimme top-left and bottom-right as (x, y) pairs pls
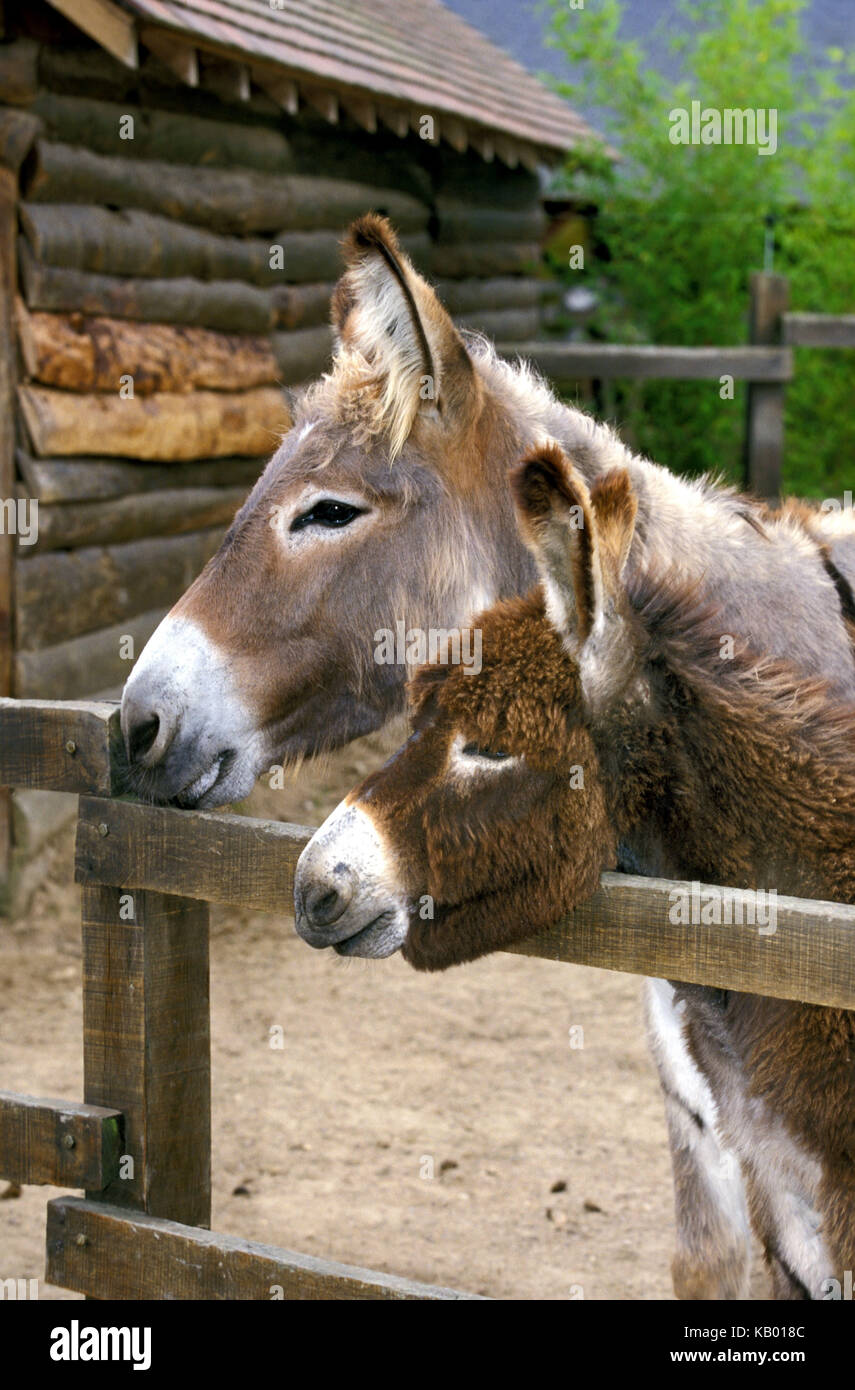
(745, 270), (788, 499)
(0, 163), (16, 890)
(81, 883), (211, 1228)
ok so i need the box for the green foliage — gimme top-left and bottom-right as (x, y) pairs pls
(543, 0), (855, 497)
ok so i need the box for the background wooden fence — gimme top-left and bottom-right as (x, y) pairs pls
(1, 697), (854, 1299)
(502, 271), (855, 501)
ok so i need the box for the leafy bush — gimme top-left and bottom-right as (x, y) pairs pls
(543, 0), (855, 497)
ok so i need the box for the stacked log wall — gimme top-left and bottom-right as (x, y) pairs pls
(0, 27), (548, 705)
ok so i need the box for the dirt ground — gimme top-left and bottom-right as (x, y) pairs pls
(0, 732), (772, 1301)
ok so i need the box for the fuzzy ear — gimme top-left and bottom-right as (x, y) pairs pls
(331, 214), (478, 454)
(510, 443), (604, 642)
(589, 467), (638, 592)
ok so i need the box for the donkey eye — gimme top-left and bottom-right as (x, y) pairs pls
(461, 742), (510, 762)
(290, 500), (365, 532)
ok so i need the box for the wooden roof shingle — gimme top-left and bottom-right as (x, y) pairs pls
(48, 0), (599, 165)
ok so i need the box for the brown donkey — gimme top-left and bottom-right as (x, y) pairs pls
(295, 445), (855, 1299)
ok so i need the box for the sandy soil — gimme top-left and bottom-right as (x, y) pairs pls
(0, 733), (772, 1301)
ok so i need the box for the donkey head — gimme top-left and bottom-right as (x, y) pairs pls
(295, 444), (643, 969)
(121, 216), (530, 807)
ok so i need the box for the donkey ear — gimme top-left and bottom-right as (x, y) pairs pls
(589, 467), (638, 590)
(510, 443), (604, 643)
(331, 214), (479, 454)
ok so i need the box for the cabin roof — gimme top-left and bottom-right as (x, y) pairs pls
(58, 0), (599, 167)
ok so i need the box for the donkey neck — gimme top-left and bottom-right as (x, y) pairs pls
(606, 648), (855, 903)
(476, 352), (855, 698)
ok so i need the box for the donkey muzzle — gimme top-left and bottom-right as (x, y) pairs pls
(294, 800), (410, 957)
(120, 613), (263, 807)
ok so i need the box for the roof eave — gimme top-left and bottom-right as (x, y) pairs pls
(46, 0), (604, 168)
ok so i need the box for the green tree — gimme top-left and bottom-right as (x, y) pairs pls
(544, 0), (855, 496)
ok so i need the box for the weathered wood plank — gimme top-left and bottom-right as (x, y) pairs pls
(436, 277), (542, 315)
(289, 127), (431, 204)
(745, 271), (788, 497)
(18, 486), (247, 553)
(270, 325), (334, 384)
(273, 280), (335, 331)
(0, 1091), (121, 1189)
(783, 312), (855, 348)
(0, 165), (15, 870)
(16, 304), (279, 393)
(433, 157), (540, 211)
(26, 68), (427, 194)
(18, 385), (287, 462)
(75, 798), (310, 911)
(19, 215), (429, 311)
(0, 108), (41, 172)
(20, 202), (340, 289)
(15, 610), (168, 699)
(16, 451), (263, 503)
(46, 1198), (484, 1300)
(25, 141), (430, 236)
(746, 386), (786, 499)
(74, 801), (855, 1008)
(499, 342), (793, 382)
(46, 0), (138, 69)
(19, 238), (277, 332)
(0, 38), (39, 104)
(505, 872), (855, 1009)
(434, 201), (546, 245)
(457, 308), (540, 342)
(30, 90), (294, 172)
(428, 241), (540, 279)
(36, 39), (161, 97)
(81, 885), (211, 1225)
(16, 528), (225, 650)
(141, 27), (199, 88)
(0, 697), (121, 793)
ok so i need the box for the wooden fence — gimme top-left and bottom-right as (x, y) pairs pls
(1, 696), (854, 1299)
(502, 272), (855, 500)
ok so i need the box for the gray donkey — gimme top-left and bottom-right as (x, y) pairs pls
(122, 216), (855, 1297)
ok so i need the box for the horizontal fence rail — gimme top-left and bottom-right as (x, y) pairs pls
(500, 289), (853, 504)
(3, 699), (854, 1005)
(783, 313), (855, 349)
(0, 1092), (122, 1189)
(46, 1199), (486, 1301)
(496, 341), (794, 382)
(73, 793), (855, 1009)
(0, 696), (122, 793)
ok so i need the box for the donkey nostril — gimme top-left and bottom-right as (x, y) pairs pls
(304, 879), (353, 929)
(128, 715), (160, 764)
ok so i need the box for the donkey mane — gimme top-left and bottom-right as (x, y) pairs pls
(291, 329), (638, 475)
(630, 565), (853, 750)
(469, 335), (633, 470)
(609, 565), (855, 900)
